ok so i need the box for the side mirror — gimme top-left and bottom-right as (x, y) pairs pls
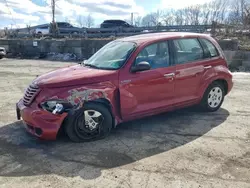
(79, 59), (87, 64)
(131, 61), (151, 73)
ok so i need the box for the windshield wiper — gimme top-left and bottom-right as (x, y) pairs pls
(83, 63), (99, 69)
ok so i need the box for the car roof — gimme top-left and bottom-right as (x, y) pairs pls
(103, 20), (126, 22)
(117, 32), (210, 45)
(56, 22), (69, 24)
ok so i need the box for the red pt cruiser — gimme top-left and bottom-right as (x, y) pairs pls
(16, 32), (233, 142)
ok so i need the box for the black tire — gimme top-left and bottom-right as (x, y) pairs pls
(64, 103), (112, 142)
(0, 56), (3, 59)
(199, 82), (225, 112)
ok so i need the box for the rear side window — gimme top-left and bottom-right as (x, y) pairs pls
(200, 39), (219, 58)
(173, 38), (204, 64)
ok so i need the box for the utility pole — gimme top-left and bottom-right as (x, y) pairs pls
(131, 13), (134, 25)
(241, 0), (244, 25)
(51, 0), (57, 36)
(52, 0), (55, 24)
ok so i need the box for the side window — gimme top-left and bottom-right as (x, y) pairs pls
(57, 23), (64, 27)
(173, 38), (204, 64)
(200, 39), (219, 58)
(135, 41), (170, 69)
(66, 23), (71, 28)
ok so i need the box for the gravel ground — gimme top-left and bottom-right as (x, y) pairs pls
(0, 59), (250, 188)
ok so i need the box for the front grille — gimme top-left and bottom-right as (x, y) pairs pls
(23, 84), (40, 106)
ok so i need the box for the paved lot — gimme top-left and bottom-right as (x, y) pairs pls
(0, 59), (250, 188)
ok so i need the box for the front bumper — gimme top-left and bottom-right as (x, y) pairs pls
(16, 99), (67, 140)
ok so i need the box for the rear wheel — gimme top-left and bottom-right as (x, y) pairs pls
(64, 103), (112, 142)
(199, 82), (225, 112)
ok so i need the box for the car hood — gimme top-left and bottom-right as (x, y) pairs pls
(33, 64), (118, 88)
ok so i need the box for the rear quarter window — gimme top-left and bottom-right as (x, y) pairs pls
(200, 38), (219, 58)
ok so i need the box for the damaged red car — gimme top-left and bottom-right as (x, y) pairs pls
(16, 32), (233, 142)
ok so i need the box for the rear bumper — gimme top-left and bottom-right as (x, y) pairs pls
(16, 99), (67, 140)
(227, 78), (233, 94)
(227, 81), (234, 94)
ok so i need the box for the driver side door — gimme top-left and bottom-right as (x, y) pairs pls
(119, 40), (176, 120)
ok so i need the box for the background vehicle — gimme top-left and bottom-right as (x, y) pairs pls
(56, 22), (85, 34)
(34, 25), (50, 35)
(100, 20), (134, 28)
(0, 47), (6, 59)
(16, 32), (233, 142)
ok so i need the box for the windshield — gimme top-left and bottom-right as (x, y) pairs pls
(84, 41), (136, 70)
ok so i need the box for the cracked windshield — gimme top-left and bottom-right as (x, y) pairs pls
(0, 0), (250, 188)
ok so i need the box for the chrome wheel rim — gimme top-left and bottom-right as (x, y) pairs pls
(208, 87), (223, 108)
(84, 110), (103, 131)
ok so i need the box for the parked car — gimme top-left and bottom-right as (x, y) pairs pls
(16, 32), (233, 142)
(56, 22), (85, 34)
(34, 25), (50, 35)
(0, 47), (6, 59)
(100, 20), (133, 28)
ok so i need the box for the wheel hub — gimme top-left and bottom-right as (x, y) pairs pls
(208, 87), (223, 108)
(84, 110), (102, 131)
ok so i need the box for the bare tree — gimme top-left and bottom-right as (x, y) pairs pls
(183, 7), (191, 25)
(77, 14), (95, 28)
(191, 6), (201, 25)
(238, 0), (250, 26)
(206, 0), (227, 24)
(200, 3), (211, 25)
(227, 1), (241, 25)
(175, 9), (184, 25)
(122, 0), (250, 29)
(134, 16), (142, 26)
(151, 10), (163, 26)
(85, 14), (95, 28)
(77, 15), (85, 27)
(162, 10), (175, 25)
(141, 10), (163, 26)
(141, 14), (153, 26)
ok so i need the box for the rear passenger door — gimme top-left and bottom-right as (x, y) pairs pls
(172, 38), (207, 105)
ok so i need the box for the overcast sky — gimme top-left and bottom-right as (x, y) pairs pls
(0, 0), (212, 29)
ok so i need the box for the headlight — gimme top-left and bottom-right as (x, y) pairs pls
(40, 99), (73, 114)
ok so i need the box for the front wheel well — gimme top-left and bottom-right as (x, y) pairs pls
(212, 79), (228, 94)
(57, 98), (115, 139)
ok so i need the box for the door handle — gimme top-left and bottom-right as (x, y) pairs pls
(204, 66), (212, 70)
(164, 73), (175, 77)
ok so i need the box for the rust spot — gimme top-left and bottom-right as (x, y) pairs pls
(67, 89), (108, 107)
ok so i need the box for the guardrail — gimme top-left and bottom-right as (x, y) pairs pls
(5, 24), (222, 39)
(86, 24), (213, 33)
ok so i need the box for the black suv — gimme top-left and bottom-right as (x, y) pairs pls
(100, 20), (133, 28)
